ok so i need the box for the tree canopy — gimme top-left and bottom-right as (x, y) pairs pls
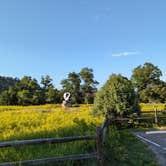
(131, 62), (166, 103)
(93, 74), (139, 117)
(61, 72), (81, 104)
(80, 68), (99, 104)
(0, 76), (19, 94)
(131, 63), (162, 90)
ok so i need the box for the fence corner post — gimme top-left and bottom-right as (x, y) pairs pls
(96, 127), (104, 166)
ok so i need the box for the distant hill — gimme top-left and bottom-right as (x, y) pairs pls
(0, 76), (19, 94)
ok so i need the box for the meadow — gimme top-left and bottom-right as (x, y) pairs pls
(0, 104), (161, 165)
(140, 103), (165, 112)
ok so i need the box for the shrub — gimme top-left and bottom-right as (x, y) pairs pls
(93, 74), (139, 117)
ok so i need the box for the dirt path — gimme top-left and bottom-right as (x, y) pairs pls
(134, 131), (166, 166)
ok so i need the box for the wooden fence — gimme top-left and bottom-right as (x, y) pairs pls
(0, 109), (165, 166)
(112, 109), (166, 126)
(0, 112), (111, 166)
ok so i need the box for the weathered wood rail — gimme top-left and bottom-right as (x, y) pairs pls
(0, 153), (98, 166)
(0, 112), (111, 166)
(1, 109), (164, 166)
(0, 136), (96, 148)
(112, 109), (166, 126)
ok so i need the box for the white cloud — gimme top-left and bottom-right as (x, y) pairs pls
(112, 51), (140, 57)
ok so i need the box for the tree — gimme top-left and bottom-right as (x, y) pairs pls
(80, 68), (99, 104)
(139, 81), (166, 103)
(17, 89), (32, 105)
(93, 74), (139, 117)
(0, 90), (11, 105)
(0, 87), (18, 105)
(41, 75), (53, 90)
(131, 63), (162, 91)
(131, 62), (165, 103)
(61, 72), (81, 104)
(16, 76), (42, 105)
(32, 89), (44, 105)
(41, 75), (60, 104)
(45, 87), (59, 104)
(0, 76), (19, 94)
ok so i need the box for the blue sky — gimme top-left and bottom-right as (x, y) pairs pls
(0, 0), (166, 88)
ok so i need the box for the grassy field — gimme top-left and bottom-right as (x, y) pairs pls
(140, 103), (165, 112)
(0, 104), (160, 165)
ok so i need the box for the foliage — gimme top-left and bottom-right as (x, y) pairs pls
(41, 75), (53, 90)
(61, 72), (82, 104)
(131, 62), (162, 90)
(61, 68), (99, 104)
(0, 76), (19, 94)
(0, 75), (61, 105)
(16, 76), (43, 105)
(80, 68), (99, 104)
(1, 63), (166, 105)
(41, 75), (60, 104)
(93, 74), (139, 117)
(131, 62), (166, 103)
(139, 81), (166, 103)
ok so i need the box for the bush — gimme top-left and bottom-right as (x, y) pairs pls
(93, 74), (139, 117)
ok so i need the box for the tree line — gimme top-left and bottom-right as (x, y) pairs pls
(0, 62), (166, 106)
(0, 68), (98, 105)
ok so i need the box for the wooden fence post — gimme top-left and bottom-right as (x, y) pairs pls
(154, 108), (158, 125)
(96, 127), (104, 166)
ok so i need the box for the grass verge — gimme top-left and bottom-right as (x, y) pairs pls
(104, 127), (158, 166)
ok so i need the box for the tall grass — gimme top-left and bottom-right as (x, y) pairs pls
(0, 104), (160, 165)
(140, 103), (165, 112)
(0, 105), (103, 164)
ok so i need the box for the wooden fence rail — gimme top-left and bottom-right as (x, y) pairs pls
(1, 109), (164, 166)
(0, 153), (98, 166)
(0, 136), (98, 166)
(0, 136), (97, 148)
(0, 112), (111, 166)
(111, 109), (166, 126)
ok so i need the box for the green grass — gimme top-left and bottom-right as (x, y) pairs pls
(0, 104), (160, 165)
(104, 128), (158, 166)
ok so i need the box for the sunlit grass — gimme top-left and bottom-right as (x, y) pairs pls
(140, 103), (165, 112)
(0, 105), (103, 164)
(0, 104), (161, 165)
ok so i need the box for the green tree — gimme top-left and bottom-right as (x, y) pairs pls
(0, 76), (19, 94)
(131, 62), (165, 103)
(17, 90), (32, 105)
(41, 75), (53, 90)
(45, 87), (60, 104)
(61, 72), (81, 104)
(16, 76), (42, 105)
(0, 90), (11, 105)
(139, 81), (166, 103)
(0, 87), (18, 105)
(93, 74), (139, 117)
(80, 68), (99, 104)
(41, 75), (60, 104)
(131, 62), (162, 90)
(32, 89), (44, 105)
